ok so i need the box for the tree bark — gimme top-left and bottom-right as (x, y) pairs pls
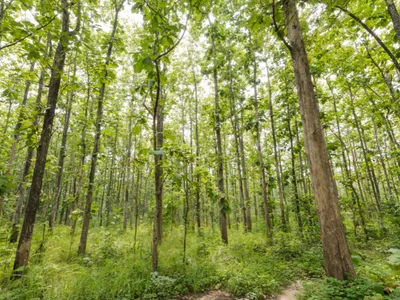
(282, 0), (355, 280)
(13, 0), (70, 274)
(385, 0), (400, 41)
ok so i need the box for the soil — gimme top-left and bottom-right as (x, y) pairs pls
(172, 281), (302, 300)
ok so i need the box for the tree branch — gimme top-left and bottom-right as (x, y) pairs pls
(154, 4), (192, 62)
(272, 0), (292, 52)
(0, 14), (57, 51)
(336, 5), (400, 72)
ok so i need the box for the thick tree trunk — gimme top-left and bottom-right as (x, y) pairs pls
(13, 1), (70, 273)
(282, 0), (355, 280)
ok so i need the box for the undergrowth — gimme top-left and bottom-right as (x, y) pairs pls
(0, 222), (399, 299)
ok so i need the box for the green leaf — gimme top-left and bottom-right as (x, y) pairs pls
(132, 124), (142, 135)
(134, 60), (144, 73)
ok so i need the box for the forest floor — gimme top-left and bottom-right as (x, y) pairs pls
(174, 281), (302, 299)
(1, 224), (400, 299)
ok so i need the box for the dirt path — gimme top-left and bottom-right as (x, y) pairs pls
(276, 281), (302, 300)
(173, 281), (302, 300)
(176, 290), (248, 299)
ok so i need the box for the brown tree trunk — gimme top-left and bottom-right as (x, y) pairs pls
(13, 0), (71, 274)
(282, 0), (355, 280)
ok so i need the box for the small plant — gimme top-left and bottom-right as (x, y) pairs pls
(144, 272), (180, 299)
(387, 249), (400, 267)
(298, 277), (394, 300)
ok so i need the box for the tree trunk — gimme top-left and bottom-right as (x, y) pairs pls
(254, 81), (271, 235)
(228, 60), (247, 231)
(13, 0), (70, 273)
(5, 60), (36, 176)
(209, 17), (228, 243)
(191, 56), (201, 231)
(385, 0), (400, 41)
(286, 93), (302, 233)
(282, 0), (355, 280)
(328, 82), (367, 239)
(266, 61), (287, 231)
(348, 84), (383, 227)
(78, 2), (122, 255)
(152, 60), (164, 271)
(106, 125), (118, 227)
(71, 54), (91, 236)
(9, 36), (51, 243)
(124, 116), (132, 230)
(49, 58), (76, 233)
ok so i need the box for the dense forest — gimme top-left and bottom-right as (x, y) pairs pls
(1, 0), (400, 299)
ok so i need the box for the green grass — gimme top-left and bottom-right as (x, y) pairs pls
(0, 222), (399, 299)
(0, 222), (324, 299)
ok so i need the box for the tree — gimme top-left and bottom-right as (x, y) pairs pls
(78, 0), (124, 255)
(281, 0), (355, 280)
(13, 0), (80, 274)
